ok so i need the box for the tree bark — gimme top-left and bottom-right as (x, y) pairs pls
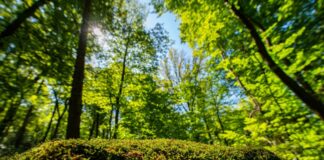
(66, 0), (92, 139)
(0, 0), (49, 40)
(113, 37), (130, 139)
(226, 1), (324, 119)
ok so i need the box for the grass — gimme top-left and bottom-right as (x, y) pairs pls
(9, 139), (280, 160)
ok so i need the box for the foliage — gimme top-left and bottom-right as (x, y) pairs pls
(10, 139), (280, 160)
(0, 0), (323, 160)
(157, 0), (324, 159)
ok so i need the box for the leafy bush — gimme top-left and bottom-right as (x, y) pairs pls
(10, 139), (280, 160)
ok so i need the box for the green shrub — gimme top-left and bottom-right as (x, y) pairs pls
(10, 139), (280, 160)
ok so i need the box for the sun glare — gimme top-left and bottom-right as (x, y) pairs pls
(92, 26), (103, 36)
(91, 26), (109, 50)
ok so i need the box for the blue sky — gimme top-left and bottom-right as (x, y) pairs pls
(90, 1), (192, 67)
(140, 0), (192, 54)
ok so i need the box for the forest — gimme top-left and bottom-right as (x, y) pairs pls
(0, 0), (323, 159)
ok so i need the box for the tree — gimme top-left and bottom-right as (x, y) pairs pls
(66, 0), (92, 139)
(224, 0), (324, 119)
(159, 0), (324, 158)
(159, 0), (324, 119)
(1, 0), (323, 159)
(0, 0), (78, 149)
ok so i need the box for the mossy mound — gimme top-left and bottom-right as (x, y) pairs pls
(11, 139), (280, 160)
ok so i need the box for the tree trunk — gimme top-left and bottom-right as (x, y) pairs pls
(88, 117), (95, 140)
(0, 97), (22, 138)
(41, 89), (59, 142)
(113, 37), (130, 139)
(102, 128), (107, 138)
(202, 116), (213, 144)
(213, 97), (228, 145)
(107, 93), (114, 139)
(14, 81), (43, 147)
(226, 1), (324, 119)
(0, 0), (49, 40)
(14, 104), (34, 147)
(66, 0), (92, 139)
(95, 112), (100, 138)
(51, 98), (68, 140)
(108, 108), (114, 139)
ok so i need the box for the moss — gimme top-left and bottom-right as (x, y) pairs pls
(10, 139), (280, 160)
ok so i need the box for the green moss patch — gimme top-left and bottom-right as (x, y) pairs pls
(10, 139), (280, 160)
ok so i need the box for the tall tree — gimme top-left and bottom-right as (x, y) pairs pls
(112, 35), (129, 139)
(159, 0), (324, 119)
(224, 0), (324, 119)
(66, 0), (92, 139)
(158, 0), (324, 158)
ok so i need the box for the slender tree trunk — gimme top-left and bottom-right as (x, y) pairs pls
(107, 93), (114, 139)
(41, 89), (59, 142)
(215, 106), (225, 133)
(51, 98), (68, 140)
(108, 108), (114, 139)
(0, 96), (22, 138)
(102, 128), (107, 138)
(88, 118), (95, 140)
(113, 38), (130, 139)
(226, 1), (324, 119)
(95, 112), (100, 138)
(66, 0), (92, 139)
(214, 99), (228, 145)
(87, 106), (101, 139)
(14, 104), (34, 147)
(14, 81), (43, 147)
(0, 0), (49, 40)
(202, 116), (213, 144)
